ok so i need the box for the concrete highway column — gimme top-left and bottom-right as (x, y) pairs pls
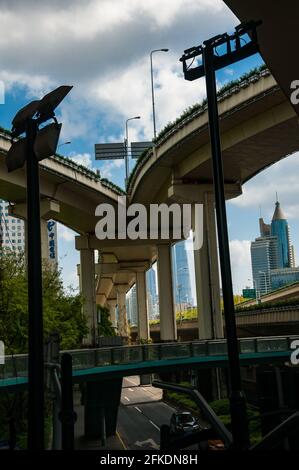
(80, 247), (97, 346)
(116, 285), (129, 339)
(106, 298), (117, 328)
(157, 244), (177, 341)
(193, 193), (223, 339)
(135, 270), (150, 342)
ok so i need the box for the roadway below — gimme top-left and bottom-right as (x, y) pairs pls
(117, 376), (176, 450)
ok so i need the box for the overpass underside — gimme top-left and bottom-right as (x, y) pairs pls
(1, 37), (299, 348)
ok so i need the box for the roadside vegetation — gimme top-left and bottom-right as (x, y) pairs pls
(163, 382), (261, 445)
(149, 296), (245, 326)
(97, 305), (116, 337)
(0, 249), (88, 448)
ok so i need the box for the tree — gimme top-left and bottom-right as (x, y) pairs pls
(0, 249), (87, 354)
(97, 305), (116, 337)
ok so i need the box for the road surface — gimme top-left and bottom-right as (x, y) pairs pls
(117, 376), (176, 450)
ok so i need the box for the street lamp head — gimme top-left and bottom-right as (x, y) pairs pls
(12, 100), (41, 135)
(126, 116), (141, 124)
(151, 48), (169, 54)
(11, 85), (72, 137)
(7, 85), (72, 172)
(37, 85), (73, 121)
(58, 141), (71, 148)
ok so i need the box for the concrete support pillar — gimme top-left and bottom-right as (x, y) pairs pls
(136, 270), (150, 342)
(79, 248), (97, 346)
(193, 193), (223, 339)
(84, 378), (123, 438)
(157, 244), (177, 341)
(205, 193), (223, 339)
(116, 285), (129, 339)
(106, 298), (117, 328)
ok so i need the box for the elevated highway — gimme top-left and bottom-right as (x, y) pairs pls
(131, 306), (299, 342)
(238, 282), (299, 308)
(1, 66), (299, 344)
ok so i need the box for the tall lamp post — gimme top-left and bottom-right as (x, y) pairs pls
(180, 21), (261, 449)
(150, 48), (169, 139)
(125, 116), (140, 184)
(6, 85), (72, 450)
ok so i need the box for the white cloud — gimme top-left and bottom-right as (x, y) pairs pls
(63, 270), (79, 291)
(100, 158), (124, 179)
(57, 224), (76, 243)
(69, 152), (94, 169)
(224, 67), (234, 76)
(0, 0), (237, 146)
(229, 240), (252, 294)
(94, 53), (207, 142)
(231, 152), (299, 219)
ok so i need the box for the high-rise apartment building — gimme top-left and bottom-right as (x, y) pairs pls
(0, 200), (25, 251)
(0, 199), (58, 263)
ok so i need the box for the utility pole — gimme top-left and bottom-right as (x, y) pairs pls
(180, 21), (261, 449)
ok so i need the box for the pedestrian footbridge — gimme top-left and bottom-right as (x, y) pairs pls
(1, 335), (297, 391)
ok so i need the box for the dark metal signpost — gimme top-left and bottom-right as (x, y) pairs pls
(6, 85), (72, 450)
(180, 21), (261, 449)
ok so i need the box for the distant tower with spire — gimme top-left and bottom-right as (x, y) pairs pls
(270, 198), (294, 268)
(250, 198), (298, 297)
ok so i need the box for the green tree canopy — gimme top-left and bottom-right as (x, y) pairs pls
(0, 250), (87, 353)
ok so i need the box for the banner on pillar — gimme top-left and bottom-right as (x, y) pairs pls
(47, 220), (58, 262)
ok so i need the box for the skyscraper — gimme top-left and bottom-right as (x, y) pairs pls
(146, 267), (158, 320)
(270, 201), (293, 268)
(0, 200), (25, 251)
(172, 241), (193, 308)
(0, 199), (58, 263)
(251, 199), (298, 295)
(126, 285), (138, 326)
(251, 236), (278, 294)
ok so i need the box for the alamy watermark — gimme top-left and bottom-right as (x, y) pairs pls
(290, 80), (299, 105)
(290, 340), (299, 365)
(95, 196), (204, 250)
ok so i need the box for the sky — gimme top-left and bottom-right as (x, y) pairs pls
(0, 0), (298, 295)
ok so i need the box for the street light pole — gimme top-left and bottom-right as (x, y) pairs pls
(7, 85), (72, 450)
(150, 49), (169, 140)
(180, 21), (261, 450)
(26, 117), (44, 450)
(202, 41), (249, 450)
(125, 116), (140, 185)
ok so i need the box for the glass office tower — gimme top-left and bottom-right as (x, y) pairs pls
(251, 199), (296, 296)
(271, 200), (292, 268)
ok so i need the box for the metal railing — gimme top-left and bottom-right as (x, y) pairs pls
(1, 335), (297, 381)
